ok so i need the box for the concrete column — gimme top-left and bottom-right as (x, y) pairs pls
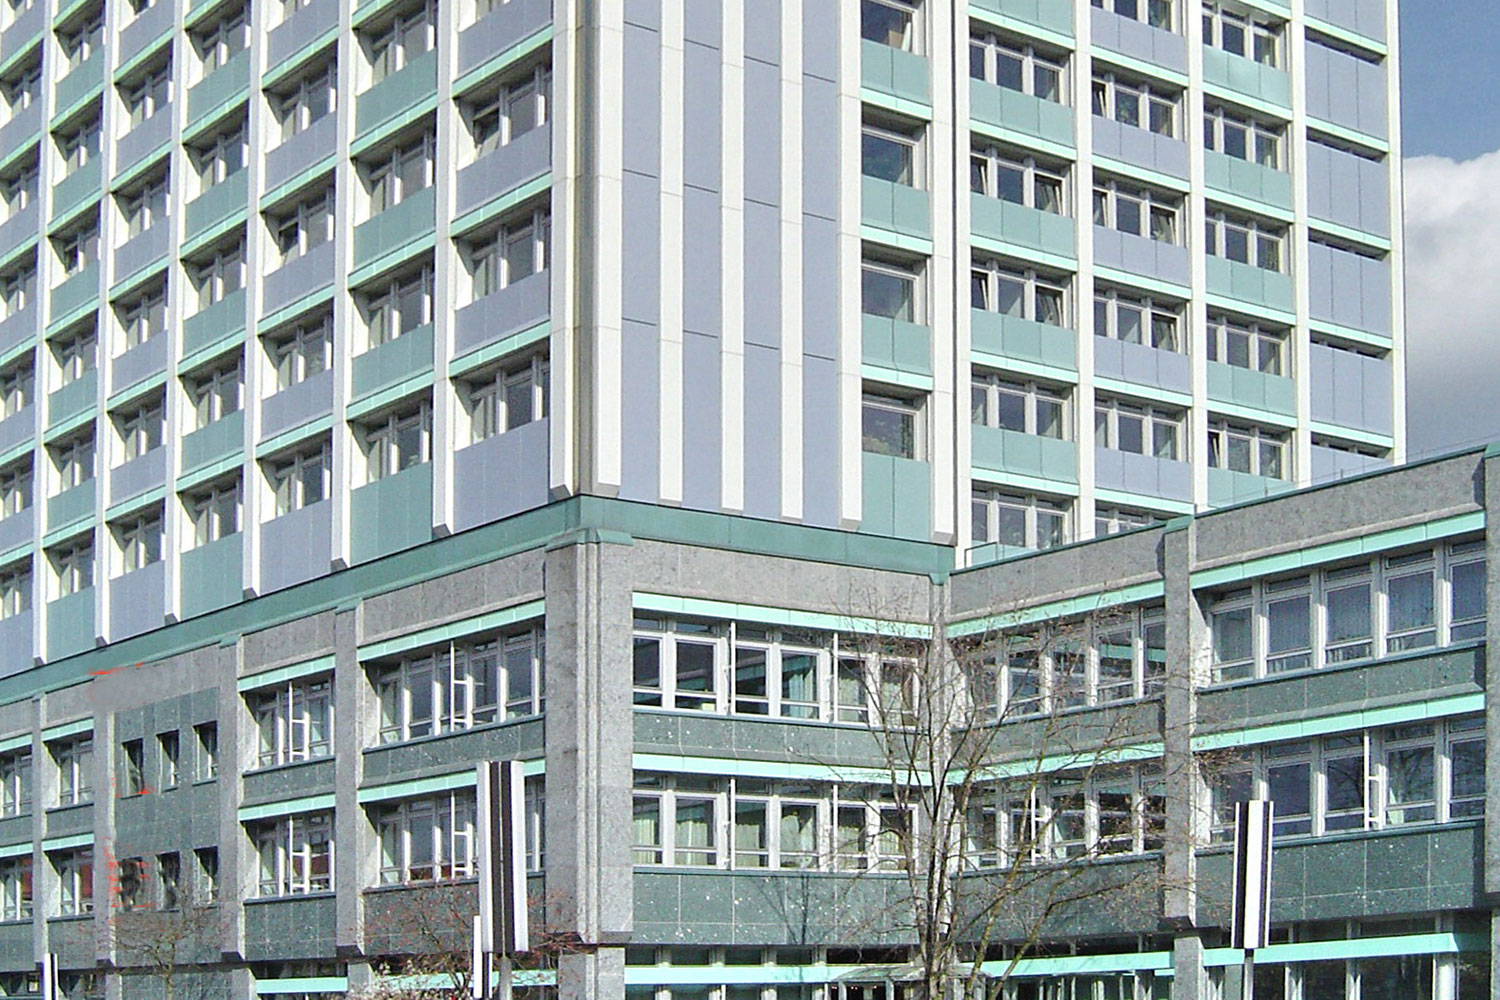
(1161, 516), (1205, 927)
(543, 531), (634, 1000)
(333, 606), (366, 956)
(1171, 932), (1206, 1000)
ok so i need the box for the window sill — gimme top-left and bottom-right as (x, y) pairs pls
(1206, 638), (1484, 694)
(45, 801), (92, 814)
(363, 877), (479, 895)
(1199, 818), (1480, 855)
(361, 715), (542, 754)
(47, 912), (93, 922)
(630, 705), (894, 731)
(243, 755), (334, 777)
(246, 891), (335, 905)
(632, 864), (904, 880)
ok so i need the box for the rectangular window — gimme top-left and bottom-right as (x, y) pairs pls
(365, 0), (436, 83)
(194, 723), (217, 781)
(54, 849), (91, 915)
(361, 403), (432, 482)
(250, 677), (333, 768)
(121, 739), (145, 795)
(267, 443), (330, 516)
(373, 629), (543, 744)
(52, 737), (91, 807)
(465, 355), (550, 443)
(157, 852), (180, 910)
(254, 812), (334, 897)
(861, 0), (916, 51)
(195, 847), (218, 902)
(157, 731), (179, 789)
(1449, 543), (1485, 641)
(0, 751), (28, 817)
(1383, 724), (1435, 825)
(1385, 552), (1436, 653)
(375, 791), (477, 884)
(0, 857), (30, 921)
(268, 314), (333, 391)
(861, 393), (921, 459)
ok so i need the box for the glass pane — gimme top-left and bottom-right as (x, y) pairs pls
(862, 132), (912, 185)
(861, 268), (914, 321)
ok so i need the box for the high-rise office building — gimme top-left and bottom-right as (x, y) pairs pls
(0, 0), (1438, 997)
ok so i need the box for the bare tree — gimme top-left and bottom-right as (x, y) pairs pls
(106, 862), (230, 1000)
(829, 598), (1187, 1000)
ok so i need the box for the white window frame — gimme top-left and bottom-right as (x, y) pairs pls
(253, 812), (334, 897)
(1091, 72), (1178, 137)
(267, 443), (330, 516)
(1205, 211), (1285, 272)
(360, 402), (432, 482)
(465, 355), (550, 443)
(1093, 179), (1181, 243)
(969, 35), (1064, 104)
(250, 675), (333, 768)
(971, 261), (1067, 327)
(1207, 419), (1288, 480)
(1206, 313), (1286, 375)
(971, 488), (1070, 553)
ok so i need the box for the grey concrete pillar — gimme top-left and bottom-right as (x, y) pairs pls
(1162, 517), (1205, 927)
(1172, 932), (1206, 1000)
(333, 607), (366, 956)
(544, 531), (635, 1000)
(1482, 447), (1500, 899)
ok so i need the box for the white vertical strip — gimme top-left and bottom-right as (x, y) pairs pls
(328, 0), (358, 569)
(951, 1), (973, 557)
(1288, 0), (1314, 485)
(1076, 0), (1101, 530)
(926, 0), (954, 544)
(835, 0), (864, 529)
(778, 0), (804, 521)
(1381, 0), (1406, 462)
(658, 2), (686, 505)
(1184, 0), (1209, 512)
(241, 0), (266, 595)
(548, 0), (580, 496)
(591, 2), (627, 494)
(430, 0), (459, 535)
(719, 0), (745, 514)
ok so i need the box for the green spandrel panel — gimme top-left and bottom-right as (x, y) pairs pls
(971, 424), (1078, 484)
(351, 187), (436, 270)
(1202, 47), (1291, 108)
(46, 480), (93, 533)
(970, 309), (1077, 372)
(181, 288), (247, 357)
(970, 192), (1076, 258)
(46, 589), (94, 660)
(1203, 151), (1293, 210)
(970, 78), (1075, 148)
(1208, 467), (1293, 507)
(354, 49), (438, 136)
(859, 39), (930, 106)
(52, 51), (102, 114)
(861, 175), (931, 239)
(180, 410), (244, 474)
(861, 314), (931, 376)
(861, 453), (930, 542)
(349, 462), (434, 564)
(180, 533), (243, 619)
(1205, 256), (1294, 314)
(183, 169), (248, 243)
(351, 323), (435, 399)
(46, 371), (96, 430)
(1205, 361), (1296, 417)
(186, 49), (250, 124)
(972, 0), (1074, 35)
(49, 159), (101, 222)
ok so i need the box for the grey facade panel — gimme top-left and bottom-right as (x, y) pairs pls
(1307, 241), (1391, 336)
(1309, 342), (1393, 435)
(1306, 140), (1388, 236)
(802, 0), (837, 81)
(744, 58), (781, 207)
(742, 342), (781, 520)
(109, 448), (166, 506)
(0, 407), (28, 454)
(0, 107), (37, 175)
(618, 320), (660, 503)
(110, 335), (168, 396)
(452, 418), (550, 531)
(1093, 226), (1190, 287)
(454, 0), (553, 78)
(0, 2), (40, 63)
(109, 560), (164, 641)
(0, 305), (35, 359)
(743, 200), (780, 349)
(112, 224), (169, 285)
(624, 0), (660, 29)
(453, 122), (551, 218)
(683, 0), (721, 46)
(1311, 443), (1387, 484)
(259, 500), (332, 593)
(0, 203), (34, 262)
(802, 215), (838, 360)
(244, 896), (338, 963)
(621, 171), (661, 325)
(452, 269), (550, 357)
(1092, 117), (1189, 179)
(263, 114), (337, 195)
(1304, 38), (1387, 138)
(115, 112), (171, 172)
(802, 76), (838, 220)
(1306, 0), (1385, 40)
(802, 354), (838, 528)
(681, 330), (722, 511)
(682, 186), (721, 334)
(261, 369), (334, 442)
(1094, 337), (1191, 395)
(1094, 447), (1192, 503)
(744, 0), (780, 64)
(623, 22), (662, 179)
(266, 0), (338, 69)
(683, 41), (723, 193)
(262, 240), (335, 312)
(0, 512), (26, 561)
(1090, 7), (1188, 75)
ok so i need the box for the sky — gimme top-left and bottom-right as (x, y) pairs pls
(1398, 1), (1500, 457)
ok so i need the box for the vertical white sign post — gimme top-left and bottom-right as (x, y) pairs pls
(37, 954), (56, 1000)
(1231, 800), (1275, 1000)
(475, 760), (529, 1000)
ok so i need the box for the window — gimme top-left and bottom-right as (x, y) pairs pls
(1094, 396), (1182, 460)
(157, 731), (178, 789)
(1096, 506), (1163, 537)
(632, 619), (722, 712)
(117, 857), (146, 911)
(51, 431), (94, 487)
(0, 263), (34, 319)
(373, 627), (545, 743)
(1203, 3), (1280, 66)
(191, 121), (247, 189)
(861, 260), (918, 323)
(268, 314), (333, 390)
(1094, 290), (1180, 351)
(267, 443), (330, 516)
(117, 284), (166, 350)
(1093, 179), (1180, 243)
(195, 847), (218, 901)
(862, 124), (918, 187)
(254, 812), (333, 897)
(0, 463), (23, 514)
(192, 5), (248, 74)
(0, 62), (39, 119)
(861, 392), (921, 459)
(971, 488), (1068, 552)
(54, 222), (99, 275)
(975, 767), (1165, 867)
(113, 511), (163, 573)
(121, 738), (145, 795)
(360, 266), (433, 347)
(250, 676), (333, 768)
(464, 356), (549, 442)
(122, 62), (170, 127)
(1206, 313), (1285, 374)
(375, 791), (477, 884)
(861, 0), (916, 51)
(0, 366), (29, 419)
(0, 566), (28, 620)
(1204, 105), (1282, 169)
(360, 402), (432, 481)
(0, 161), (35, 220)
(467, 211), (549, 299)
(1091, 0), (1173, 31)
(0, 750), (28, 816)
(189, 240), (246, 311)
(51, 736), (91, 807)
(969, 148), (1065, 214)
(364, 131), (433, 215)
(971, 262), (1067, 327)
(269, 189), (333, 264)
(119, 174), (168, 238)
(54, 849), (92, 915)
(1207, 420), (1287, 479)
(186, 360), (242, 429)
(155, 851), (180, 910)
(1205, 212), (1284, 271)
(1091, 73), (1178, 137)
(468, 65), (550, 159)
(0, 858), (30, 921)
(194, 723), (217, 781)
(271, 62), (336, 143)
(185, 478), (241, 546)
(51, 541), (93, 597)
(1449, 540), (1485, 641)
(971, 373), (1066, 439)
(58, 11), (103, 69)
(364, 0), (436, 84)
(969, 35), (1063, 103)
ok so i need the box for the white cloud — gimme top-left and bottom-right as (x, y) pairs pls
(1402, 149), (1500, 456)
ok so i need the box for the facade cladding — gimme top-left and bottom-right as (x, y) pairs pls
(0, 0), (1434, 996)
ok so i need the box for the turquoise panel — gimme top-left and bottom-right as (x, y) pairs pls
(860, 315), (931, 377)
(860, 176), (930, 239)
(1208, 467), (1292, 507)
(180, 533), (243, 619)
(1205, 257), (1295, 314)
(970, 79), (1074, 148)
(49, 159), (101, 222)
(859, 39), (930, 107)
(46, 589), (94, 660)
(351, 187), (436, 271)
(183, 169), (248, 244)
(46, 371), (95, 430)
(966, 541), (1035, 566)
(349, 462), (434, 564)
(181, 288), (247, 356)
(48, 263), (98, 321)
(180, 410), (244, 474)
(972, 0), (1074, 35)
(970, 192), (1076, 259)
(971, 424), (1078, 484)
(1205, 361), (1296, 417)
(970, 308), (1077, 373)
(354, 49), (438, 136)
(860, 453), (931, 541)
(46, 481), (93, 533)
(1203, 152), (1293, 211)
(1202, 48), (1291, 108)
(52, 52), (101, 113)
(351, 323), (435, 400)
(186, 49), (250, 124)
